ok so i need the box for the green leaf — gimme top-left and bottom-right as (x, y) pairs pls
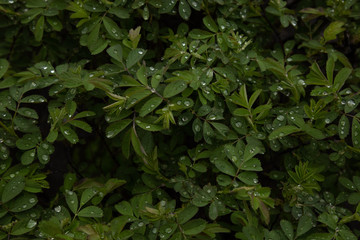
(126, 48), (146, 69)
(249, 89), (262, 108)
(296, 216), (313, 237)
(208, 202), (219, 220)
(280, 219), (294, 240)
(21, 95), (47, 103)
(352, 118), (360, 148)
(326, 56), (335, 83)
(136, 120), (163, 131)
(80, 188), (98, 207)
(268, 125), (300, 140)
(21, 149), (36, 165)
(60, 125), (79, 144)
(16, 135), (38, 150)
(7, 193), (37, 212)
(0, 58), (10, 79)
(34, 15), (44, 42)
(177, 205), (198, 224)
(136, 65), (148, 86)
(338, 115), (350, 139)
(179, 0), (191, 20)
(139, 96), (162, 117)
(243, 145), (261, 162)
(69, 120), (92, 133)
(107, 45), (123, 62)
(182, 219), (206, 235)
(240, 158), (262, 171)
(238, 172), (259, 185)
(105, 119), (132, 138)
(2, 175), (25, 203)
(65, 190), (78, 214)
(108, 6), (130, 19)
(339, 177), (356, 191)
(103, 16), (122, 40)
(323, 21), (345, 44)
(163, 80), (187, 98)
(214, 158), (236, 176)
(333, 68), (351, 92)
(203, 15), (218, 32)
(189, 29), (214, 39)
(339, 229), (357, 240)
(78, 206), (103, 218)
(115, 201), (133, 216)
(18, 107), (38, 119)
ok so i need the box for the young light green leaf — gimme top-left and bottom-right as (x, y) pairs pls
(268, 125), (300, 140)
(2, 175), (25, 203)
(163, 80), (187, 98)
(126, 48), (146, 69)
(65, 190), (78, 214)
(78, 206), (103, 218)
(60, 125), (79, 144)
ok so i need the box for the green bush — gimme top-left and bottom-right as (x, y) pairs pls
(1, 0), (360, 239)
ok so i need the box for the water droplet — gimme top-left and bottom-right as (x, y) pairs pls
(27, 219), (37, 228)
(235, 122), (242, 127)
(42, 155), (49, 161)
(347, 99), (355, 107)
(277, 115), (285, 121)
(194, 125), (201, 132)
(29, 198), (36, 204)
(152, 228), (158, 234)
(277, 86), (283, 91)
(184, 101), (190, 107)
(138, 222), (144, 227)
(10, 173), (15, 178)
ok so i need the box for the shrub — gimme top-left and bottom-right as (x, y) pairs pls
(1, 0), (360, 239)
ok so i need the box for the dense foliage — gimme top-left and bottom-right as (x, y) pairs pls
(1, 0), (360, 239)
